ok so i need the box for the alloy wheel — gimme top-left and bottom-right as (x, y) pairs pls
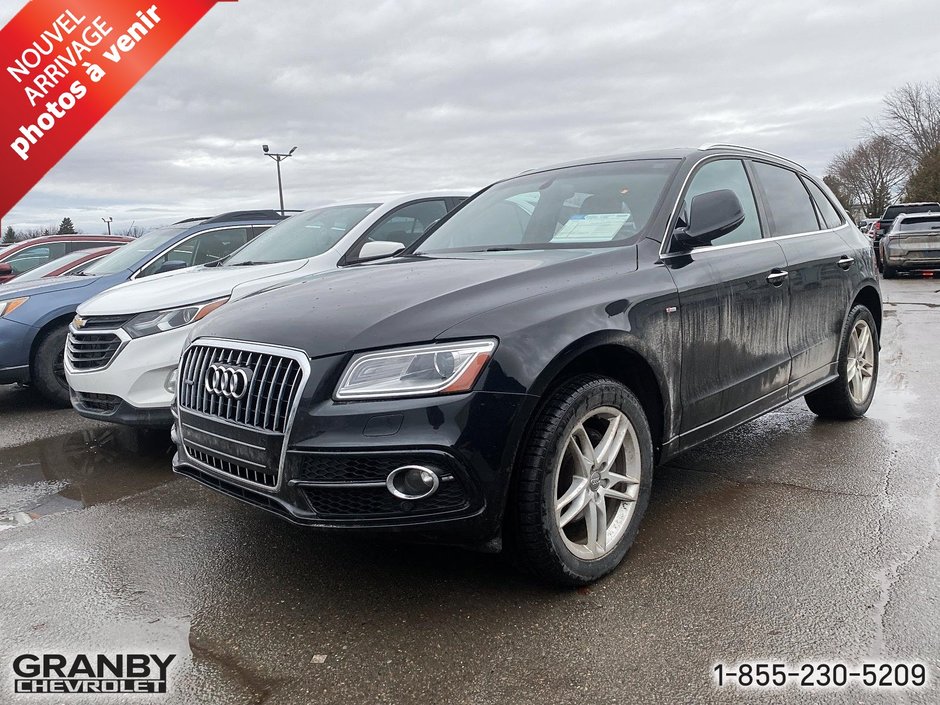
(847, 319), (875, 404)
(553, 407), (642, 560)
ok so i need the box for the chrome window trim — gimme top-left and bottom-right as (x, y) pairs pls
(660, 155), (842, 259)
(176, 337), (311, 494)
(697, 143), (807, 171)
(130, 225), (256, 281)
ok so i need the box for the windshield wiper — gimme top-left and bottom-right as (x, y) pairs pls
(481, 246), (525, 252)
(226, 260), (276, 267)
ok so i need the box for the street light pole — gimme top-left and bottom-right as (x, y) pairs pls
(262, 145), (297, 215)
(102, 217), (112, 236)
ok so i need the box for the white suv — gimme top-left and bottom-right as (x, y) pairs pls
(66, 193), (467, 426)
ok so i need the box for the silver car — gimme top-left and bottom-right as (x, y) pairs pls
(881, 212), (940, 278)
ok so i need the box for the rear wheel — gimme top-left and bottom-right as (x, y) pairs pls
(805, 305), (878, 419)
(31, 324), (70, 407)
(513, 375), (653, 586)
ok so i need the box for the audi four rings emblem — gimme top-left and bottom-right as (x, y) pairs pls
(205, 363), (253, 399)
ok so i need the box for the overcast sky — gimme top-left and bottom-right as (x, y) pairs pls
(3, 0), (938, 233)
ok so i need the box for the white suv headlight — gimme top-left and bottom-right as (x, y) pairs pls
(335, 339), (497, 400)
(123, 298), (228, 338)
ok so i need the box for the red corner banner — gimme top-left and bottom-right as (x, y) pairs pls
(0, 0), (236, 216)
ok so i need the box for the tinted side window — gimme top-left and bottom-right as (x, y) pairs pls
(752, 162), (820, 236)
(802, 178), (843, 229)
(139, 228), (250, 277)
(67, 240), (111, 253)
(682, 159), (762, 246)
(349, 200), (448, 258)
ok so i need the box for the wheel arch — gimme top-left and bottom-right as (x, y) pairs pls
(523, 332), (671, 461)
(850, 284), (882, 335)
(29, 312), (75, 370)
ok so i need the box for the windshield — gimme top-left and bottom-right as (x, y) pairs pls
(225, 204), (378, 265)
(414, 159), (679, 253)
(82, 226), (190, 275)
(884, 204), (940, 220)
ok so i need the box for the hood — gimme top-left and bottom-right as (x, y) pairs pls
(193, 248), (636, 358)
(79, 260), (308, 315)
(0, 274), (96, 299)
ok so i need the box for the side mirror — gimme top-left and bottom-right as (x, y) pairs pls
(356, 240), (404, 261)
(154, 260), (189, 275)
(672, 189), (745, 249)
(0, 262), (12, 276)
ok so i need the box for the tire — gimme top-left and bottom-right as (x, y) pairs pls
(882, 264), (898, 279)
(805, 305), (878, 419)
(31, 324), (71, 407)
(512, 375), (653, 586)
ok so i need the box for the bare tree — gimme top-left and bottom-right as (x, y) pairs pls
(879, 81), (940, 161)
(117, 223), (148, 238)
(826, 136), (910, 216)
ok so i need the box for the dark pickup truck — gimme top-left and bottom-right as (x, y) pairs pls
(872, 202), (940, 269)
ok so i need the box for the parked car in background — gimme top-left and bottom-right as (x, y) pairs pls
(170, 145), (881, 586)
(67, 193), (468, 427)
(0, 211), (286, 405)
(871, 202), (940, 269)
(0, 235), (131, 284)
(7, 246), (123, 283)
(881, 212), (940, 278)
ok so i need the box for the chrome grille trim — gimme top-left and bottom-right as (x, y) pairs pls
(66, 330), (125, 371)
(176, 338), (311, 493)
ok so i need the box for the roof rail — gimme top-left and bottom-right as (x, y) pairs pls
(201, 209), (290, 224)
(173, 216), (210, 225)
(697, 143), (806, 171)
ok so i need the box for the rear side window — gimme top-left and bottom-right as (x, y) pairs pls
(752, 162), (820, 236)
(802, 178), (844, 229)
(67, 240), (111, 253)
(681, 159), (763, 246)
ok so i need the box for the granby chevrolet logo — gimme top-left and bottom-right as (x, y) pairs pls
(12, 653), (176, 694)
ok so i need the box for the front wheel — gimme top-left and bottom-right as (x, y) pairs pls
(512, 375), (653, 586)
(32, 324), (71, 407)
(805, 305), (878, 419)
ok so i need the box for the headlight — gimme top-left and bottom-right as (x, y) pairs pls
(122, 298), (228, 338)
(335, 339), (497, 400)
(0, 297), (28, 318)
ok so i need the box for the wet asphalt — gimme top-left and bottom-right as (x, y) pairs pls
(0, 278), (937, 704)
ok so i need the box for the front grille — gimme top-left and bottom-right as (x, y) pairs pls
(302, 481), (468, 518)
(178, 344), (304, 433)
(184, 444), (277, 488)
(79, 314), (133, 330)
(67, 332), (122, 370)
(72, 391), (121, 414)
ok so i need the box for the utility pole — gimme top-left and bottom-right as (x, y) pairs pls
(102, 217), (112, 236)
(262, 145), (297, 215)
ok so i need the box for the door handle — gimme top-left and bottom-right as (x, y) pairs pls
(837, 255), (855, 270)
(766, 269), (789, 286)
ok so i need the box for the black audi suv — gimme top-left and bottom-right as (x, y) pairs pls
(171, 145), (881, 585)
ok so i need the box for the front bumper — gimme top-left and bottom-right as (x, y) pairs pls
(66, 324), (188, 426)
(172, 384), (535, 543)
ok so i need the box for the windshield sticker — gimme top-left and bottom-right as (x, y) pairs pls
(552, 213), (633, 242)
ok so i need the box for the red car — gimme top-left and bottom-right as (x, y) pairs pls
(6, 246), (124, 283)
(0, 235), (132, 284)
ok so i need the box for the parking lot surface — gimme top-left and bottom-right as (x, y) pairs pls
(0, 278), (937, 704)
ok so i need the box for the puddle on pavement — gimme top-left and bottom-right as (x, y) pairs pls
(0, 427), (175, 531)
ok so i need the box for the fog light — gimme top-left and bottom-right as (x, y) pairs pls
(386, 465), (440, 500)
(164, 369), (178, 394)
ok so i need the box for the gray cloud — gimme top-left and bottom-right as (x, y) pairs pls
(2, 0), (937, 232)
